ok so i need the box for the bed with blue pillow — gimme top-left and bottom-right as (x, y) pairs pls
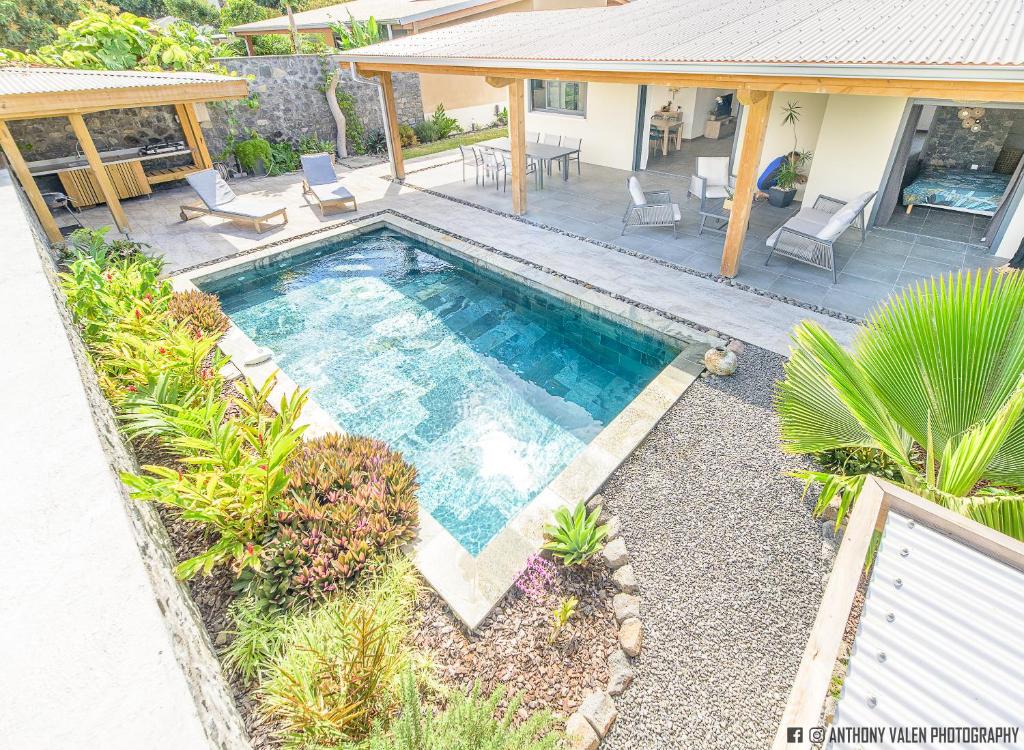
(902, 167), (1010, 216)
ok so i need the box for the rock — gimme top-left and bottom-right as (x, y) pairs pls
(725, 339), (745, 355)
(602, 537), (629, 569)
(619, 617), (643, 656)
(578, 691), (618, 737)
(565, 712), (599, 750)
(604, 515), (622, 540)
(586, 493), (604, 513)
(612, 564), (638, 593)
(214, 630), (229, 647)
(612, 593), (640, 623)
(607, 649), (635, 696)
(704, 346), (738, 376)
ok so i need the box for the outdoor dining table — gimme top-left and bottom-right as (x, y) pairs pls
(478, 137), (580, 189)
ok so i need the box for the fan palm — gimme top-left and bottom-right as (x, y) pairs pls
(777, 269), (1024, 541)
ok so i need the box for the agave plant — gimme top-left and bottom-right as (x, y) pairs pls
(543, 501), (608, 566)
(777, 270), (1024, 540)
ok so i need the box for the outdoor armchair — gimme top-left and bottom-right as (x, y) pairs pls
(688, 156), (736, 235)
(622, 176), (681, 237)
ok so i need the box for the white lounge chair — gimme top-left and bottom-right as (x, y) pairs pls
(765, 191), (877, 282)
(301, 153), (357, 215)
(622, 176), (681, 237)
(180, 169), (287, 233)
(688, 156), (736, 235)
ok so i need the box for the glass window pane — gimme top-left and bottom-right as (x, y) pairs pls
(563, 83), (579, 111)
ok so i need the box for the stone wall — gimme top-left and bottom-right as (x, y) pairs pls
(921, 106), (1023, 171)
(6, 55), (423, 167)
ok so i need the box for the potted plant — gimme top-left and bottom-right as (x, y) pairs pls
(769, 101), (812, 208)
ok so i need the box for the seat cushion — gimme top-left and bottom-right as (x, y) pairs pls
(212, 195), (284, 219)
(310, 182), (354, 203)
(705, 185), (730, 199)
(672, 204), (682, 221)
(628, 176), (647, 206)
(765, 208), (833, 246)
(697, 157), (730, 187)
(817, 205), (860, 241)
(301, 153), (338, 186)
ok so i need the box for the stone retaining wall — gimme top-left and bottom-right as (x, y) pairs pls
(6, 55), (423, 164)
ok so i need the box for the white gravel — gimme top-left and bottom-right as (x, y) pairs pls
(602, 346), (830, 750)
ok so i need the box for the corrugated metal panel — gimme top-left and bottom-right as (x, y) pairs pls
(229, 0), (499, 33)
(342, 0), (1024, 69)
(0, 67), (236, 96)
(830, 512), (1024, 747)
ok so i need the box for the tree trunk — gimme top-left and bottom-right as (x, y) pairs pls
(286, 5), (300, 54)
(326, 70), (348, 158)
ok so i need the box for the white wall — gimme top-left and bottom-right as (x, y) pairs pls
(757, 93), (828, 200)
(801, 94), (908, 214)
(524, 81), (639, 171)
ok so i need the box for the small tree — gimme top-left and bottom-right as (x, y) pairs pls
(331, 13), (381, 49)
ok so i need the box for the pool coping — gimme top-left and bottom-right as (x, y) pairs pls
(173, 214), (716, 630)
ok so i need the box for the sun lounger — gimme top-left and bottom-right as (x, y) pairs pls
(301, 153), (357, 215)
(179, 170), (287, 233)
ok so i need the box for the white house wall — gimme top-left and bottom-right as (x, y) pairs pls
(524, 81), (639, 171)
(758, 92), (828, 201)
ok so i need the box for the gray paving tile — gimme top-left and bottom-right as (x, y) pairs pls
(768, 276), (829, 305)
(908, 243), (966, 264)
(821, 288), (880, 320)
(847, 248), (907, 272)
(902, 256), (961, 279)
(912, 234), (969, 253)
(833, 272), (897, 300)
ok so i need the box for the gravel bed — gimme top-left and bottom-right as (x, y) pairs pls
(601, 345), (831, 750)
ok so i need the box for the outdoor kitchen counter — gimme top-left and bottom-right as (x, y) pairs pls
(27, 146), (193, 176)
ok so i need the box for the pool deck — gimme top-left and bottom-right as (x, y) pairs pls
(77, 153), (860, 355)
(173, 214), (711, 629)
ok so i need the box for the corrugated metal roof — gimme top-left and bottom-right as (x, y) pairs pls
(830, 511), (1024, 745)
(229, 0), (508, 34)
(0, 66), (239, 97)
(338, 0), (1024, 75)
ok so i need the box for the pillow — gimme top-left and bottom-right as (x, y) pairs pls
(628, 176), (647, 206)
(816, 205), (859, 241)
(849, 190), (876, 213)
(698, 157), (730, 187)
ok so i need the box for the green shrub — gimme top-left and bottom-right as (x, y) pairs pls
(168, 289), (229, 338)
(240, 434), (419, 612)
(428, 103), (461, 140)
(61, 226), (151, 266)
(542, 501), (608, 566)
(268, 140), (301, 175)
(364, 128), (388, 155)
(234, 131), (273, 173)
(398, 123), (419, 148)
(814, 447), (903, 483)
(412, 119), (439, 144)
(297, 134), (336, 155)
(368, 671), (561, 750)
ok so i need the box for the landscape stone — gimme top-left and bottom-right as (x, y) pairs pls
(578, 691), (618, 737)
(565, 712), (599, 750)
(602, 537), (629, 569)
(612, 593), (640, 623)
(604, 515), (622, 540)
(607, 648), (635, 696)
(586, 493), (605, 512)
(612, 564), (638, 593)
(618, 617), (643, 656)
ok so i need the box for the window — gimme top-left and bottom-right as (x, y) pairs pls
(529, 80), (587, 116)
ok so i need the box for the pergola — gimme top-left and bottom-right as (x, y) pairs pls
(337, 0), (1024, 278)
(0, 66), (248, 244)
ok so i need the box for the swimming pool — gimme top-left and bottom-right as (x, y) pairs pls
(203, 227), (680, 555)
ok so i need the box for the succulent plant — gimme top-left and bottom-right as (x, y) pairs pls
(168, 289), (229, 338)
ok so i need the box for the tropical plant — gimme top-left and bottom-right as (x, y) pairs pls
(368, 671), (562, 750)
(364, 128), (388, 156)
(542, 501), (608, 566)
(494, 106), (509, 127)
(0, 0), (90, 58)
(267, 140), (300, 175)
(164, 0), (220, 26)
(234, 131), (273, 173)
(168, 289), (229, 338)
(428, 103), (461, 140)
(548, 596), (577, 644)
(776, 270), (1024, 541)
(513, 553), (556, 602)
(412, 119), (440, 145)
(61, 226), (151, 266)
(0, 11), (224, 72)
(297, 133), (336, 155)
(121, 376), (309, 577)
(773, 156), (802, 192)
(330, 13), (381, 50)
(398, 123), (419, 148)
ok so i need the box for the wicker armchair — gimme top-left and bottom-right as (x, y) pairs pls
(765, 191), (876, 283)
(622, 176), (681, 237)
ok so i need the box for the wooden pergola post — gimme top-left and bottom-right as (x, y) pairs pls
(175, 102), (213, 170)
(243, 35), (256, 56)
(485, 75), (527, 215)
(720, 89), (772, 278)
(0, 120), (63, 244)
(377, 71), (405, 180)
(68, 113), (130, 234)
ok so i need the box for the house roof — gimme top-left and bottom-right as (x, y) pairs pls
(228, 0), (520, 35)
(337, 0), (1024, 80)
(831, 509), (1024, 733)
(0, 66), (248, 119)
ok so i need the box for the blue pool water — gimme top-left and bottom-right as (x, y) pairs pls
(205, 228), (679, 554)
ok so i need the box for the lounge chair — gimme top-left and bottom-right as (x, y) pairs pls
(765, 191), (876, 282)
(180, 169), (287, 233)
(301, 153), (357, 215)
(688, 156), (736, 235)
(622, 176), (681, 237)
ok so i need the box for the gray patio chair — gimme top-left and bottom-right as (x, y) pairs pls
(688, 156), (736, 235)
(622, 176), (681, 237)
(301, 153), (356, 215)
(480, 148), (506, 190)
(559, 136), (582, 176)
(527, 131), (540, 143)
(459, 144), (482, 184)
(765, 191), (877, 283)
(542, 134), (561, 146)
(500, 152), (539, 190)
(180, 169), (288, 233)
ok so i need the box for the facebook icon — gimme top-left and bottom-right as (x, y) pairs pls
(787, 727), (804, 743)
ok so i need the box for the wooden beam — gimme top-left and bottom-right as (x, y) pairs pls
(178, 102), (213, 170)
(68, 113), (130, 234)
(485, 76), (514, 88)
(507, 78), (527, 215)
(351, 62), (1024, 103)
(0, 78), (248, 120)
(323, 29), (334, 48)
(244, 35), (255, 56)
(0, 120), (62, 244)
(720, 91), (771, 278)
(376, 72), (405, 180)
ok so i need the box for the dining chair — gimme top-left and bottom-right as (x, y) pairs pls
(542, 134), (561, 146)
(526, 131), (540, 143)
(560, 136), (582, 176)
(480, 148), (506, 190)
(501, 152), (540, 189)
(459, 145), (482, 184)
